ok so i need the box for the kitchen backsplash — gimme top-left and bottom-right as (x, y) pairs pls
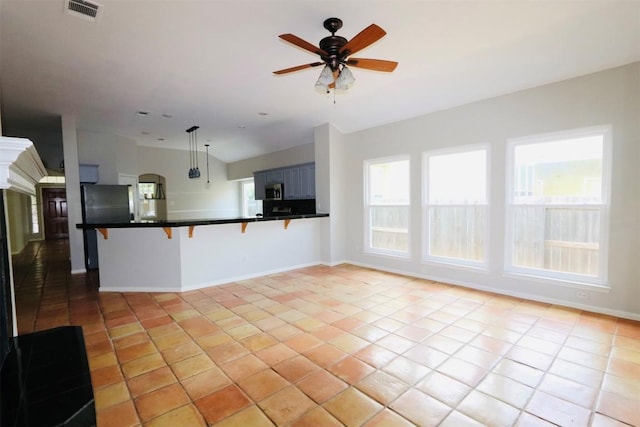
(263, 199), (316, 217)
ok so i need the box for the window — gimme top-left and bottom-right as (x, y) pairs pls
(506, 126), (611, 285)
(423, 146), (488, 267)
(241, 180), (261, 217)
(139, 182), (158, 220)
(30, 195), (39, 234)
(364, 157), (410, 256)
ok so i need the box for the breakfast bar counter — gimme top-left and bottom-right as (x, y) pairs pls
(76, 214), (329, 292)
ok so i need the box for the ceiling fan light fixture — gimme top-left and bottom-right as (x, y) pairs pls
(315, 65), (334, 91)
(275, 18), (396, 94)
(335, 65), (355, 90)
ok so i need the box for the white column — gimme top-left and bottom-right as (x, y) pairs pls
(314, 123), (347, 265)
(61, 115), (86, 274)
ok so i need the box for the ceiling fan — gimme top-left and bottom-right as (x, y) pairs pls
(274, 17), (398, 92)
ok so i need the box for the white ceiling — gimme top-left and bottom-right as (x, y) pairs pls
(1, 1), (639, 163)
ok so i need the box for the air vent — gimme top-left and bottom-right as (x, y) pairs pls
(64, 0), (102, 21)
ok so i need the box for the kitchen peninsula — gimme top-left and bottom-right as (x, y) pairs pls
(76, 214), (329, 292)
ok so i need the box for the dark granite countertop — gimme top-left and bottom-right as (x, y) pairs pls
(76, 213), (329, 229)
(1, 326), (95, 427)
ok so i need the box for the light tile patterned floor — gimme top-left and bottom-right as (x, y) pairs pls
(13, 240), (640, 426)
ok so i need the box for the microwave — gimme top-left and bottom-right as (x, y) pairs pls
(265, 183), (283, 200)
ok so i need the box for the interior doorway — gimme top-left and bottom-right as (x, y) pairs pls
(42, 188), (68, 240)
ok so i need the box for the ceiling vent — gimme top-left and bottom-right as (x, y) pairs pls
(64, 0), (103, 21)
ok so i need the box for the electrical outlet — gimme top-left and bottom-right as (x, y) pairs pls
(576, 291), (589, 300)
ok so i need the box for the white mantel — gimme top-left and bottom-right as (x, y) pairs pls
(0, 136), (47, 195)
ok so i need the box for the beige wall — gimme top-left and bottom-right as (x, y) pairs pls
(6, 190), (31, 254)
(227, 143), (315, 181)
(78, 130), (138, 184)
(341, 62), (640, 318)
(137, 146), (240, 220)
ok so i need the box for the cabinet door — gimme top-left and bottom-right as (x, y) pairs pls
(300, 164), (316, 198)
(266, 169), (284, 184)
(253, 172), (267, 200)
(283, 167), (301, 199)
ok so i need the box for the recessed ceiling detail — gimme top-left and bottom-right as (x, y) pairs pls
(64, 0), (102, 21)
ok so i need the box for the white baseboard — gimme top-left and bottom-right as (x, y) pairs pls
(98, 261), (323, 293)
(347, 260), (640, 322)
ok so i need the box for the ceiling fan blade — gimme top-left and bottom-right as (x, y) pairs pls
(279, 34), (328, 57)
(273, 62), (324, 75)
(346, 58), (398, 72)
(339, 24), (386, 56)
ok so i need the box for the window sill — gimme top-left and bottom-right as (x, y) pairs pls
(502, 271), (611, 293)
(422, 258), (489, 273)
(363, 249), (411, 261)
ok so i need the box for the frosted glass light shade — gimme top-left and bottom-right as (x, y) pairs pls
(315, 65), (334, 91)
(335, 66), (355, 90)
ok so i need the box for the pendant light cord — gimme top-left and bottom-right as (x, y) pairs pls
(205, 144), (210, 183)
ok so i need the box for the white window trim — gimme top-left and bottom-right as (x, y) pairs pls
(363, 155), (411, 259)
(504, 125), (612, 288)
(240, 178), (260, 217)
(241, 179), (252, 217)
(422, 144), (490, 270)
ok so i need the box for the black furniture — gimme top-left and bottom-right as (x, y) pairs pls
(1, 326), (96, 427)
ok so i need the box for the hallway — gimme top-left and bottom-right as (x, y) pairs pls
(12, 239), (99, 335)
(10, 240), (640, 426)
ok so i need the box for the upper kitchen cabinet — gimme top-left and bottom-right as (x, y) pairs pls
(266, 169), (284, 184)
(286, 162), (314, 199)
(254, 171), (267, 200)
(253, 163), (315, 200)
(299, 163), (315, 199)
(284, 167), (300, 199)
(79, 164), (99, 184)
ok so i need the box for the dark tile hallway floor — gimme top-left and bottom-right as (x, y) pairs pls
(11, 240), (640, 426)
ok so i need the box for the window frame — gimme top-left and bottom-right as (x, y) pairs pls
(422, 144), (490, 269)
(138, 182), (158, 220)
(504, 125), (612, 288)
(30, 194), (40, 235)
(363, 155), (411, 258)
(241, 179), (261, 217)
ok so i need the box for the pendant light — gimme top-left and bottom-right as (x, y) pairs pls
(153, 174), (166, 199)
(186, 125), (200, 179)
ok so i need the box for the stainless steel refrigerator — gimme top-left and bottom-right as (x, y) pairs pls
(81, 185), (132, 270)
